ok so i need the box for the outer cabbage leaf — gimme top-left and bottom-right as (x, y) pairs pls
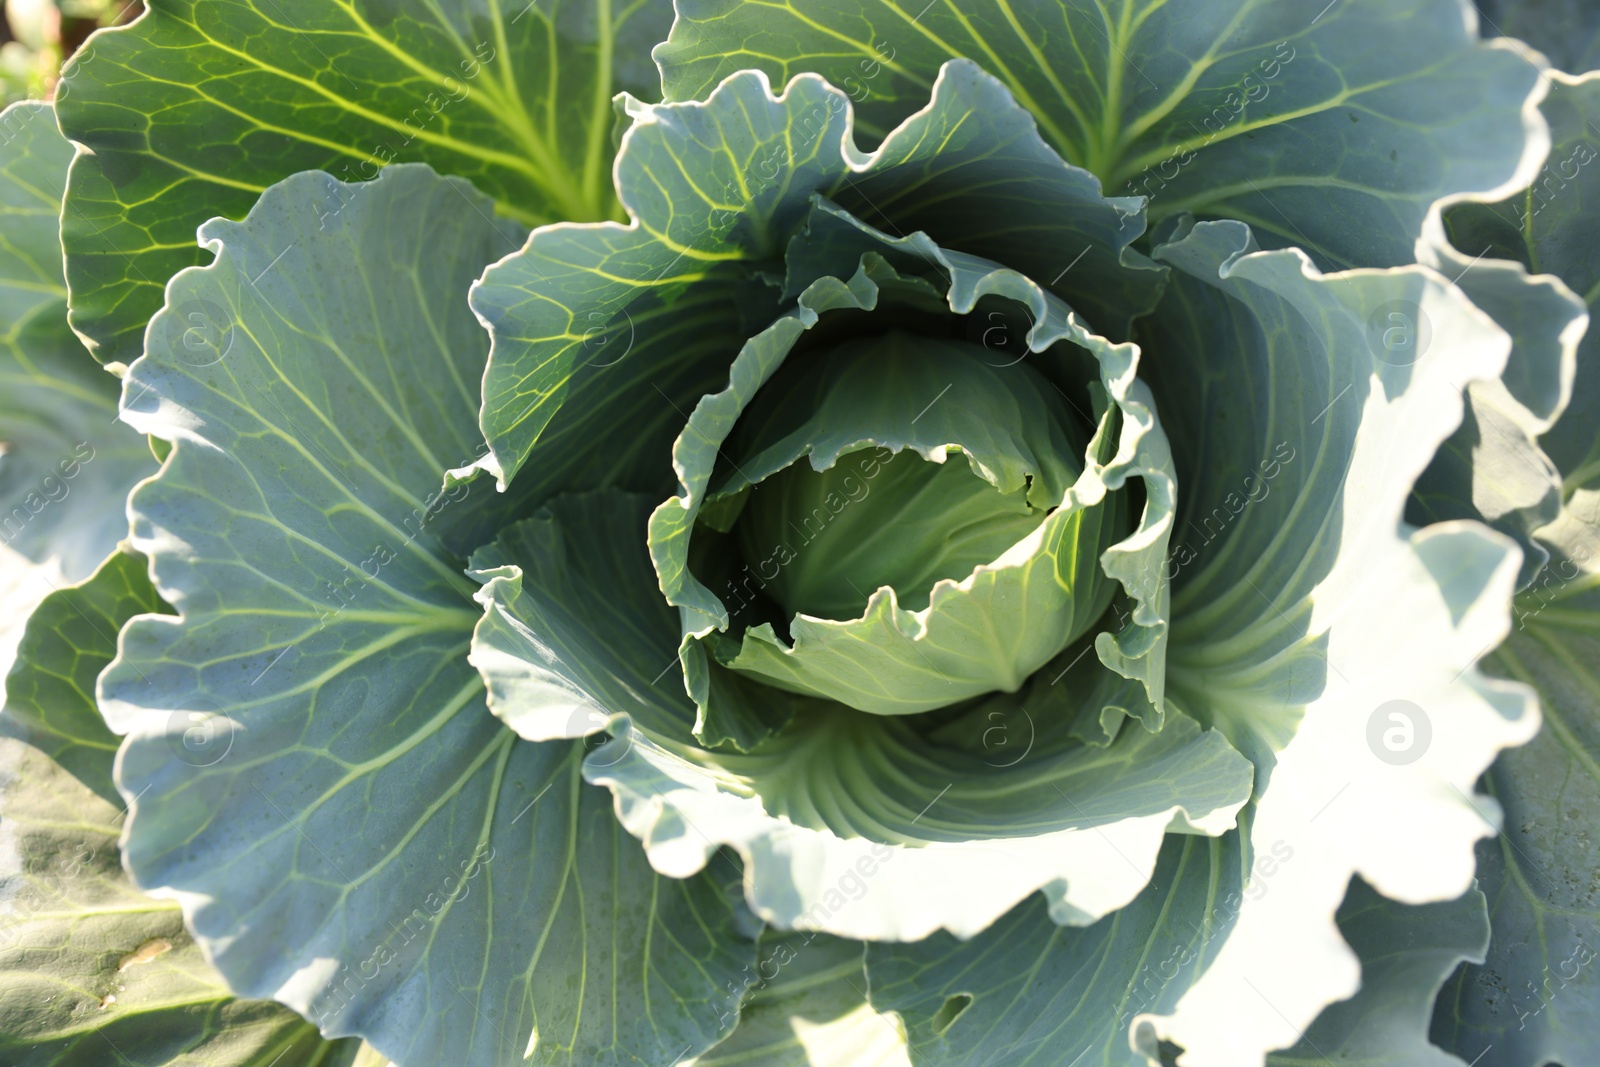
(0, 100), (157, 670)
(655, 0), (1547, 269)
(1476, 0), (1600, 73)
(869, 834), (1487, 1067)
(865, 830), (1248, 1067)
(1130, 221), (1539, 1066)
(1431, 72), (1600, 547)
(1429, 552), (1600, 1067)
(1412, 68), (1591, 587)
(55, 0), (673, 366)
(98, 164), (754, 1067)
(1264, 879), (1490, 1067)
(594, 701), (1248, 944)
(1425, 71), (1600, 1067)
(468, 58), (1165, 498)
(684, 933), (911, 1067)
(470, 416), (1248, 945)
(1, 549), (362, 1066)
(1405, 268), (1582, 588)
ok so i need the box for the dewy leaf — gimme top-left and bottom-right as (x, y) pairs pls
(54, 0), (673, 366)
(656, 0), (1547, 269)
(99, 164), (753, 1067)
(0, 101), (157, 665)
(1, 550), (361, 1066)
(469, 58), (1164, 496)
(1426, 73), (1600, 1067)
(866, 831), (1250, 1067)
(683, 933), (911, 1067)
(1476, 0), (1600, 74)
(1131, 220), (1539, 1066)
(1261, 879), (1489, 1067)
(1429, 561), (1600, 1067)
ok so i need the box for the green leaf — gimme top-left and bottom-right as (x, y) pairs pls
(0, 100), (157, 663)
(1428, 595), (1600, 1066)
(1, 550), (361, 1066)
(685, 933), (910, 1067)
(712, 330), (1087, 617)
(656, 0), (1546, 269)
(468, 489), (698, 745)
(620, 104), (1174, 730)
(1414, 72), (1595, 587)
(55, 0), (673, 366)
(1477, 0), (1600, 74)
(730, 448), (1053, 620)
(1438, 73), (1600, 495)
(1422, 72), (1600, 1067)
(1404, 276), (1581, 589)
(99, 164), (753, 1067)
(469, 57), (1165, 496)
(1265, 879), (1489, 1067)
(1429, 474), (1600, 1067)
(589, 675), (1251, 945)
(3, 549), (166, 799)
(867, 830), (1250, 1067)
(1128, 220), (1539, 1066)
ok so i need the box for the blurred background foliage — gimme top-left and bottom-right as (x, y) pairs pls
(1, 0), (140, 103)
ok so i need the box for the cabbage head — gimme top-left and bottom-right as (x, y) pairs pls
(0, 3), (1596, 1067)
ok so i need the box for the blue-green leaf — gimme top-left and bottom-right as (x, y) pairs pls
(0, 101), (156, 655)
(468, 489), (698, 746)
(469, 322), (1247, 946)
(870, 836), (1487, 1067)
(1476, 0), (1600, 74)
(688, 254), (1152, 716)
(1130, 220), (1538, 1066)
(1413, 71), (1594, 588)
(656, 0), (1547, 269)
(99, 164), (752, 1067)
(1429, 590), (1600, 1066)
(1, 550), (362, 1066)
(1423, 72), (1600, 1067)
(867, 830), (1249, 1067)
(1265, 879), (1489, 1067)
(469, 57), (1164, 496)
(614, 67), (1176, 731)
(595, 683), (1248, 945)
(684, 933), (911, 1067)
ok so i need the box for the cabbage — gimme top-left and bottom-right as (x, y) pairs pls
(0, 3), (1592, 1066)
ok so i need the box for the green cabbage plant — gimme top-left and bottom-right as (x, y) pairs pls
(0, 2), (1596, 1066)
